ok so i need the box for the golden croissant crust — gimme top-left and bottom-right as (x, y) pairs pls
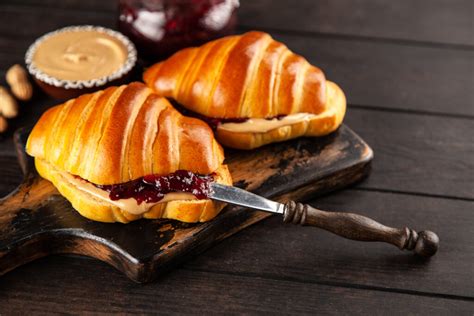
(26, 82), (233, 223)
(26, 82), (225, 185)
(144, 31), (329, 118)
(143, 31), (346, 149)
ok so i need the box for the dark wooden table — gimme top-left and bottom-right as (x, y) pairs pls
(0, 0), (473, 314)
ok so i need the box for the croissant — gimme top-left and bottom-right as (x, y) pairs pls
(26, 82), (232, 223)
(144, 31), (346, 149)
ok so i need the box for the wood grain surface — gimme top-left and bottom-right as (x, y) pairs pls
(0, 3), (473, 117)
(239, 0), (474, 47)
(0, 126), (372, 283)
(185, 190), (474, 298)
(0, 0), (472, 314)
(346, 109), (474, 198)
(1, 257), (472, 315)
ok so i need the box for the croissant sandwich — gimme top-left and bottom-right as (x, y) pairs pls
(26, 82), (232, 223)
(144, 31), (346, 149)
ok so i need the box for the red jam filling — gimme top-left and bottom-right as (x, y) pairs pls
(171, 101), (286, 130)
(94, 170), (214, 205)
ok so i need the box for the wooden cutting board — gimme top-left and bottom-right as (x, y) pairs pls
(0, 125), (372, 283)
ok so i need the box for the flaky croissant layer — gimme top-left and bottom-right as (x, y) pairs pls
(144, 31), (346, 150)
(26, 82), (233, 223)
(144, 31), (328, 119)
(26, 82), (226, 185)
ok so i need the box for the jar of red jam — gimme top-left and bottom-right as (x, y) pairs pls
(118, 0), (239, 62)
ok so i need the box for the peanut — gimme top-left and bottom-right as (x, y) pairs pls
(0, 86), (18, 118)
(6, 64), (33, 101)
(0, 116), (8, 133)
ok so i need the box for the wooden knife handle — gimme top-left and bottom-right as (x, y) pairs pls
(282, 201), (439, 257)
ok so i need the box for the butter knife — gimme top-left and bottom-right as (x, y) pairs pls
(210, 183), (439, 257)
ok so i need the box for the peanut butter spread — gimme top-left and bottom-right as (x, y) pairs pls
(217, 112), (333, 133)
(217, 83), (340, 134)
(56, 167), (196, 215)
(32, 30), (128, 81)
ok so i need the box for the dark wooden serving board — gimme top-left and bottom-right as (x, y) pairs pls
(0, 125), (372, 283)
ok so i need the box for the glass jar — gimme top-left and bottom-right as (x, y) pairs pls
(118, 0), (239, 62)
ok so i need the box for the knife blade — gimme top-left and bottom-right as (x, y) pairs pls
(210, 183), (285, 214)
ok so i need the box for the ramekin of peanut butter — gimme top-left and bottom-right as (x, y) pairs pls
(25, 25), (137, 99)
